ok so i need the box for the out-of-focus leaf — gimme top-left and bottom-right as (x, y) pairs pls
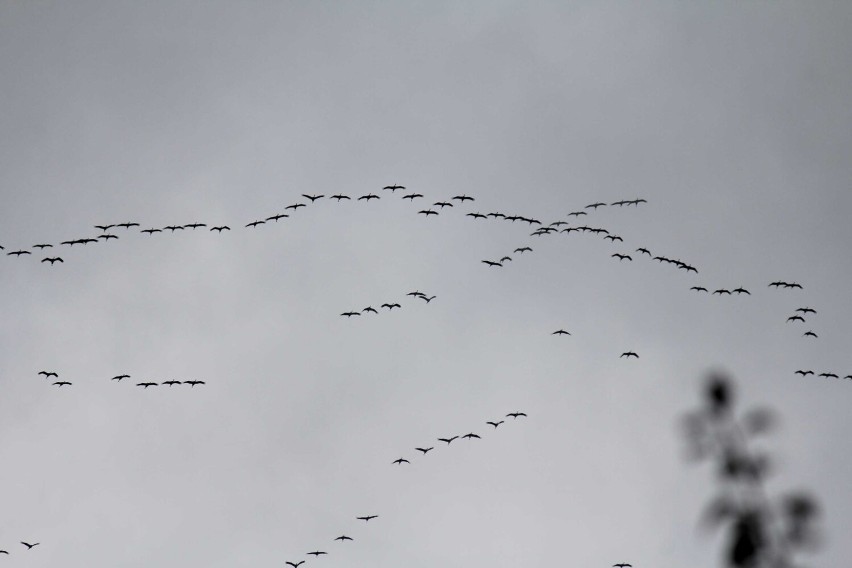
(705, 373), (733, 417)
(728, 511), (765, 567)
(701, 495), (737, 531)
(743, 408), (775, 436)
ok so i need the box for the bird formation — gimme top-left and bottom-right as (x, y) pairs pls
(341, 290), (436, 317)
(35, 371), (207, 389)
(0, 542), (40, 556)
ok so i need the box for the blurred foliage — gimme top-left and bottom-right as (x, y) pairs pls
(681, 372), (821, 568)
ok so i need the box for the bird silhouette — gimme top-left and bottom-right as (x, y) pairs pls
(818, 373), (839, 379)
(162, 380), (182, 386)
(421, 295), (437, 303)
(334, 535), (353, 541)
(462, 433), (481, 440)
(184, 380), (205, 387)
(141, 228), (161, 234)
(38, 371), (58, 378)
(611, 253), (632, 261)
(98, 234), (118, 241)
(514, 247), (532, 253)
(794, 370), (814, 376)
(0, 550), (7, 554)
(383, 185), (405, 191)
(362, 306), (378, 314)
(796, 307), (817, 314)
(20, 542), (39, 550)
(604, 235), (623, 242)
(803, 331), (818, 338)
(356, 515), (378, 521)
(7, 250), (31, 256)
(41, 257), (64, 264)
(184, 223), (207, 229)
(95, 224), (115, 232)
(402, 193), (424, 200)
(415, 447), (434, 454)
(787, 315), (805, 323)
(585, 202), (607, 209)
(341, 312), (361, 317)
(111, 374), (130, 381)
(567, 211), (587, 217)
(438, 436), (458, 444)
(266, 214), (288, 222)
(552, 329), (571, 335)
(732, 287), (750, 295)
(506, 412), (527, 419)
(358, 194), (379, 201)
(306, 551), (327, 556)
(612, 564), (632, 568)
(117, 222), (140, 229)
(434, 201), (453, 208)
(330, 194), (351, 201)
(486, 420), (504, 428)
(481, 260), (502, 267)
(392, 458), (410, 465)
(285, 562), (304, 568)
(285, 203), (306, 210)
(418, 209), (438, 216)
(620, 352), (639, 359)
(136, 382), (158, 388)
(302, 194), (324, 202)
(452, 194), (474, 202)
(690, 286), (708, 293)
(712, 289), (732, 295)
(466, 212), (487, 219)
(245, 220), (265, 228)
(210, 226), (231, 232)
(636, 247), (651, 256)
(380, 303), (401, 310)
(33, 243), (53, 249)
(52, 381), (71, 387)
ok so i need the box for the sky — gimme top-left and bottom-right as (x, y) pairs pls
(0, 2), (850, 567)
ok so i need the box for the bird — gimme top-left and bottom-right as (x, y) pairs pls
(341, 311), (361, 317)
(438, 436), (458, 444)
(613, 564), (632, 568)
(611, 253), (632, 261)
(392, 458), (410, 465)
(402, 193), (424, 200)
(818, 372), (839, 379)
(164, 225), (184, 232)
(0, 550), (7, 554)
(38, 371), (58, 378)
(302, 194), (324, 202)
(285, 562), (305, 568)
(306, 551), (327, 556)
(434, 201), (453, 208)
(611, 200), (627, 206)
(41, 257), (64, 265)
(210, 225), (231, 232)
(620, 351), (639, 359)
(116, 222), (140, 229)
(787, 315), (805, 323)
(552, 329), (571, 335)
(415, 447), (434, 454)
(52, 381), (71, 387)
(245, 220), (265, 228)
(636, 247), (651, 256)
(712, 289), (732, 295)
(500, 256), (512, 262)
(136, 382), (158, 388)
(334, 535), (353, 541)
(794, 370), (814, 376)
(567, 211), (587, 217)
(20, 542), (39, 550)
(506, 412), (527, 419)
(98, 234), (118, 240)
(481, 260), (502, 267)
(362, 306), (378, 314)
(514, 247), (532, 253)
(383, 184), (405, 191)
(796, 307), (817, 314)
(803, 331), (818, 338)
(356, 515), (378, 522)
(690, 286), (708, 293)
(486, 420), (504, 428)
(462, 433), (481, 440)
(421, 295), (437, 303)
(285, 203), (306, 210)
(380, 303), (401, 310)
(784, 282), (803, 289)
(33, 243), (53, 249)
(604, 235), (623, 242)
(407, 291), (425, 297)
(141, 228), (161, 234)
(95, 224), (115, 232)
(466, 212), (487, 219)
(358, 194), (379, 201)
(585, 202), (607, 209)
(184, 380), (205, 387)
(7, 250), (31, 256)
(845, 375), (852, 380)
(330, 194), (351, 201)
(111, 374), (130, 381)
(418, 209), (438, 216)
(452, 194), (474, 202)
(732, 287), (751, 295)
(184, 223), (207, 229)
(162, 380), (182, 386)
(266, 214), (288, 222)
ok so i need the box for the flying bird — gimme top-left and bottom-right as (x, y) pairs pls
(111, 374), (130, 381)
(52, 381), (71, 387)
(732, 287), (750, 295)
(356, 515), (378, 522)
(38, 371), (58, 378)
(184, 380), (205, 387)
(514, 247), (532, 253)
(162, 380), (182, 386)
(552, 329), (571, 335)
(506, 412), (527, 419)
(184, 223), (207, 229)
(98, 234), (118, 240)
(285, 203), (306, 210)
(302, 194), (324, 202)
(567, 211), (587, 217)
(210, 225), (231, 232)
(402, 193), (424, 200)
(117, 222), (140, 229)
(136, 382), (158, 388)
(604, 235), (623, 242)
(306, 551), (327, 556)
(803, 331), (818, 338)
(690, 286), (708, 293)
(786, 315), (805, 323)
(95, 224), (115, 232)
(392, 458), (410, 465)
(334, 535), (353, 541)
(796, 307), (817, 314)
(331, 194), (351, 201)
(620, 351), (639, 359)
(41, 257), (64, 265)
(613, 564), (632, 568)
(466, 212), (487, 219)
(712, 289), (732, 295)
(434, 201), (453, 208)
(585, 202), (607, 209)
(245, 220), (265, 228)
(421, 295), (437, 303)
(141, 228), (161, 234)
(415, 447), (434, 454)
(341, 312), (361, 317)
(818, 373), (839, 379)
(481, 260), (502, 267)
(7, 250), (31, 256)
(611, 253), (632, 261)
(383, 184), (405, 191)
(358, 194), (380, 201)
(438, 436), (458, 444)
(20, 542), (39, 550)
(452, 194), (474, 202)
(418, 209), (438, 216)
(794, 370), (814, 376)
(462, 433), (481, 440)
(33, 243), (53, 249)
(362, 306), (378, 314)
(380, 303), (401, 310)
(636, 247), (651, 256)
(487, 420), (504, 428)
(266, 214), (288, 222)
(285, 562), (304, 568)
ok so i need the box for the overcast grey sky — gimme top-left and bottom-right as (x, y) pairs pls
(1, 2), (850, 567)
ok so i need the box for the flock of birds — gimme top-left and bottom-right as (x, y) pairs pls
(3, 181), (840, 568)
(35, 370), (207, 388)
